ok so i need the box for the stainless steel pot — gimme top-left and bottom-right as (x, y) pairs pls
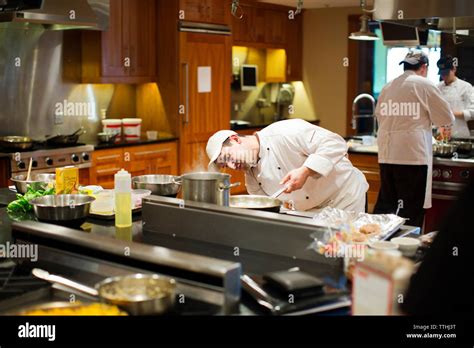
(175, 172), (240, 206)
(32, 269), (176, 316)
(29, 194), (95, 224)
(132, 175), (181, 197)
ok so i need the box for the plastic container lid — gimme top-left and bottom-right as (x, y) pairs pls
(122, 118), (142, 125)
(103, 119), (122, 125)
(114, 169), (131, 193)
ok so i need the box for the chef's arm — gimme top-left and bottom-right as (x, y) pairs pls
(427, 85), (455, 127)
(461, 87), (474, 121)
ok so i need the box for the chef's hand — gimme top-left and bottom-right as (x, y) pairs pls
(453, 111), (465, 119)
(280, 167), (317, 193)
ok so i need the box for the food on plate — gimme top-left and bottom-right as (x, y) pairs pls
(359, 223), (381, 236)
(21, 303), (127, 316)
(350, 232), (368, 244)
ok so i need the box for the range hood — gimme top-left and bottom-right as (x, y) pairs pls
(0, 0), (109, 30)
(374, 0), (474, 37)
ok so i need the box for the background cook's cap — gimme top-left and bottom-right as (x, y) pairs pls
(437, 55), (455, 76)
(206, 130), (237, 168)
(399, 51), (429, 66)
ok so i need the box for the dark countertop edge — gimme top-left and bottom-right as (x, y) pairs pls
(90, 137), (178, 150)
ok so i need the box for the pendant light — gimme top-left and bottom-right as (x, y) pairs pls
(349, 0), (379, 41)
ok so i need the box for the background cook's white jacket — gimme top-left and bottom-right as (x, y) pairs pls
(438, 78), (474, 138)
(375, 70), (455, 209)
(245, 119), (369, 213)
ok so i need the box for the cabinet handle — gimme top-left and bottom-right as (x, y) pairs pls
(287, 64), (291, 76)
(96, 155), (121, 161)
(97, 168), (122, 175)
(134, 149), (169, 157)
(182, 62), (190, 124)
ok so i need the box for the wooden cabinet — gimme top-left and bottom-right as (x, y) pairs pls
(124, 143), (178, 178)
(264, 9), (288, 46)
(157, 1), (231, 173)
(348, 153), (381, 213)
(82, 0), (157, 84)
(286, 14), (303, 81)
(89, 142), (178, 189)
(231, 2), (303, 81)
(90, 148), (124, 189)
(179, 32), (232, 172)
(180, 0), (230, 25)
(232, 3), (265, 45)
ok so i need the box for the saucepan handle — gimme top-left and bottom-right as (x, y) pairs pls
(172, 176), (183, 185)
(219, 182), (241, 191)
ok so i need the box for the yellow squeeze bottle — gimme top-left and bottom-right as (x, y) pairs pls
(114, 169), (132, 228)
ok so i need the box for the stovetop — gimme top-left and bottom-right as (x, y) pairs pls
(0, 260), (222, 316)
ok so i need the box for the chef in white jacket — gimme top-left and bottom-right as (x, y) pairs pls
(437, 55), (474, 138)
(206, 119), (369, 213)
(374, 51), (455, 228)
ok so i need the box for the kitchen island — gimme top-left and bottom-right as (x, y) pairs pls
(0, 188), (421, 316)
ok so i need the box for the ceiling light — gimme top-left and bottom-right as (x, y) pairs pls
(349, 1), (380, 41)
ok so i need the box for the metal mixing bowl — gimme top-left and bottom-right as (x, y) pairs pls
(29, 195), (95, 223)
(11, 174), (56, 194)
(132, 175), (181, 197)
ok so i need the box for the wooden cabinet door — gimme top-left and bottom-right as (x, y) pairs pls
(126, 0), (157, 78)
(101, 0), (128, 78)
(179, 32), (231, 173)
(264, 9), (287, 46)
(232, 4), (265, 45)
(180, 0), (229, 25)
(90, 148), (124, 189)
(125, 142), (178, 177)
(286, 14), (303, 81)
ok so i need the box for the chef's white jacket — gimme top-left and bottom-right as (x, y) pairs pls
(438, 78), (474, 138)
(245, 119), (369, 213)
(375, 70), (455, 209)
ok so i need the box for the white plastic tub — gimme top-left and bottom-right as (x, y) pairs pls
(102, 119), (122, 141)
(123, 118), (142, 142)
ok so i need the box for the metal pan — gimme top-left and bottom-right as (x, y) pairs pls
(0, 136), (34, 151)
(230, 195), (282, 213)
(46, 127), (86, 146)
(450, 141), (472, 155)
(132, 175), (181, 197)
(32, 269), (176, 316)
(433, 143), (458, 157)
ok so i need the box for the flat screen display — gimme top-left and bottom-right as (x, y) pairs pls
(241, 65), (258, 91)
(381, 22), (420, 46)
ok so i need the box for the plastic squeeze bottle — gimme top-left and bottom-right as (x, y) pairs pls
(115, 169), (132, 228)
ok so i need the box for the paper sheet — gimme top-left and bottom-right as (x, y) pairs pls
(198, 67), (212, 93)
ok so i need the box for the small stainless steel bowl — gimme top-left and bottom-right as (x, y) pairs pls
(29, 195), (95, 223)
(10, 174), (56, 195)
(132, 175), (181, 197)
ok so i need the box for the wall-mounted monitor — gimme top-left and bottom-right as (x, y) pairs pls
(240, 65), (258, 91)
(381, 22), (420, 47)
